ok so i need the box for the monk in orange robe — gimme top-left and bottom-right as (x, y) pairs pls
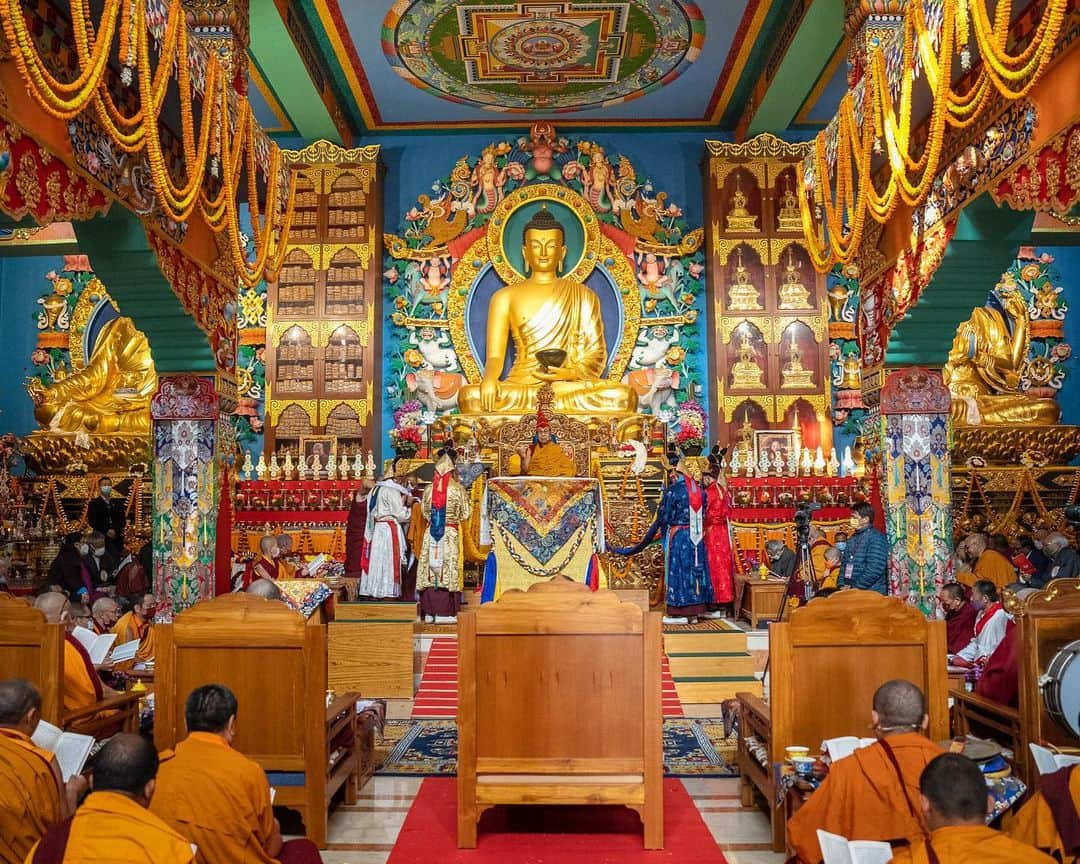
(112, 593), (155, 662)
(0, 679), (85, 864)
(250, 536), (280, 584)
(893, 753), (1055, 863)
(963, 533), (1016, 592)
(32, 594), (115, 716)
(24, 734), (195, 863)
(1006, 764), (1080, 862)
(151, 684), (321, 864)
(787, 680), (944, 864)
(508, 410), (575, 477)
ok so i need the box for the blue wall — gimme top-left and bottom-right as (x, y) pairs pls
(0, 256), (63, 436)
(1047, 245), (1080, 426)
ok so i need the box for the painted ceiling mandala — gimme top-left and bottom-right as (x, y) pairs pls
(383, 1), (705, 113)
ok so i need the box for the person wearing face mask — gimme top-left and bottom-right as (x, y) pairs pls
(838, 502), (891, 595)
(112, 592), (157, 662)
(951, 580), (1010, 667)
(937, 582), (977, 655)
(83, 531), (119, 590)
(47, 532), (92, 597)
(1042, 531), (1080, 584)
(87, 476), (128, 557)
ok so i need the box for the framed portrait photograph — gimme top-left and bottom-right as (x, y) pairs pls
(299, 435), (336, 476)
(753, 430), (796, 469)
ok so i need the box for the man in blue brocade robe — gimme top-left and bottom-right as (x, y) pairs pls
(615, 456), (713, 624)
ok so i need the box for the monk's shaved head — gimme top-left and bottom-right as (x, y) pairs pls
(259, 535), (277, 556)
(246, 578), (281, 601)
(873, 679), (926, 730)
(93, 733), (158, 797)
(0, 678), (41, 726)
(33, 592), (70, 624)
(920, 753), (988, 825)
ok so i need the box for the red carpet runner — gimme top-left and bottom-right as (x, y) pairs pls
(412, 637), (684, 719)
(387, 777), (727, 863)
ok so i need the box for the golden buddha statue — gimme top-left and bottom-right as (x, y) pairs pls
(457, 206), (637, 415)
(777, 176), (803, 232)
(841, 352), (862, 390)
(26, 317), (156, 435)
(781, 329), (814, 389)
(731, 330), (764, 389)
(942, 286), (1060, 426)
(726, 173), (759, 232)
(778, 247), (812, 310)
(727, 247), (762, 311)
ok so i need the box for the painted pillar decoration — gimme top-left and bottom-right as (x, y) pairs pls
(150, 375), (223, 618)
(880, 367), (953, 612)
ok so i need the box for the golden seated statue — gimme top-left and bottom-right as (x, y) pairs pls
(26, 317), (156, 435)
(457, 206), (637, 416)
(942, 287), (1060, 426)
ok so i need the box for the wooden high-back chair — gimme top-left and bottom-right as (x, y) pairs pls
(0, 595), (141, 737)
(737, 590), (948, 850)
(155, 593), (355, 848)
(457, 578), (664, 849)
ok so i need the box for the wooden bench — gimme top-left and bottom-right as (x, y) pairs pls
(457, 577), (663, 848)
(0, 595), (141, 738)
(154, 593), (360, 848)
(736, 590), (948, 851)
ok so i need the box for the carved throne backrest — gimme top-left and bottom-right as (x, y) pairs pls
(479, 411), (613, 476)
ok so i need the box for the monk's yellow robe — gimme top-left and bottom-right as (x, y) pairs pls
(250, 555), (279, 582)
(111, 611), (153, 662)
(0, 728), (63, 864)
(509, 441), (576, 477)
(62, 636), (102, 715)
(973, 549), (1016, 592)
(1006, 766), (1080, 863)
(406, 499), (427, 559)
(23, 791), (195, 863)
(893, 825), (1056, 864)
(787, 733), (944, 864)
(150, 732), (278, 864)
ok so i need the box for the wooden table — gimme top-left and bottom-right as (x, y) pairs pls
(739, 578), (789, 628)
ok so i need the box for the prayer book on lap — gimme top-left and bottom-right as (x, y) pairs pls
(817, 830), (894, 864)
(306, 553), (328, 575)
(823, 736), (878, 762)
(1029, 742), (1080, 775)
(31, 719), (94, 781)
(72, 625), (117, 664)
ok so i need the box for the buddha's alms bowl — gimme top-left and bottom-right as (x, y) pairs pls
(536, 349), (567, 371)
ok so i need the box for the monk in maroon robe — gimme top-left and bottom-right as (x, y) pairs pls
(975, 618), (1019, 706)
(344, 480), (374, 578)
(939, 582), (978, 655)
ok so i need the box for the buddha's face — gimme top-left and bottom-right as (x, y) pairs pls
(522, 228), (565, 276)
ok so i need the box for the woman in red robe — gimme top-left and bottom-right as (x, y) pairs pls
(702, 466), (735, 615)
(344, 479), (374, 578)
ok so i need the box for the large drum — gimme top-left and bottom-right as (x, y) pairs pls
(1042, 639), (1080, 737)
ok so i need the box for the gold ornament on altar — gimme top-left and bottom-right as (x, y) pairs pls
(842, 352), (862, 390)
(778, 247), (812, 310)
(457, 204), (637, 416)
(731, 330), (764, 389)
(942, 286), (1060, 426)
(781, 328), (814, 389)
(726, 173), (759, 232)
(727, 247), (762, 311)
(777, 176), (803, 232)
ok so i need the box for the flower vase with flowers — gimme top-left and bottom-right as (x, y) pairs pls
(391, 400), (424, 457)
(675, 399), (707, 456)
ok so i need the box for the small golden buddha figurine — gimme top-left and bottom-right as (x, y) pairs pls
(731, 331), (765, 389)
(841, 353), (862, 390)
(942, 286), (1060, 425)
(25, 317), (155, 435)
(777, 176), (803, 232)
(726, 173), (759, 232)
(727, 247), (762, 311)
(457, 206), (637, 415)
(778, 247), (812, 310)
(781, 330), (814, 389)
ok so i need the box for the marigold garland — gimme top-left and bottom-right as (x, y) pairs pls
(0, 0), (294, 287)
(798, 0), (1069, 273)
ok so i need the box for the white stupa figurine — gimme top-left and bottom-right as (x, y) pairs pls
(297, 454), (309, 481)
(256, 451), (267, 481)
(326, 453), (337, 479)
(311, 452), (323, 479)
(283, 450), (294, 480)
(827, 448), (840, 477)
(241, 450), (254, 481)
(352, 450), (364, 479)
(268, 452), (281, 480)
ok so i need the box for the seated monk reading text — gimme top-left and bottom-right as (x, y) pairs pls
(112, 593), (155, 662)
(250, 536), (280, 584)
(458, 206), (637, 415)
(892, 753), (1054, 864)
(508, 409), (575, 477)
(786, 679), (944, 864)
(26, 733), (196, 863)
(151, 684), (322, 864)
(0, 679), (86, 864)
